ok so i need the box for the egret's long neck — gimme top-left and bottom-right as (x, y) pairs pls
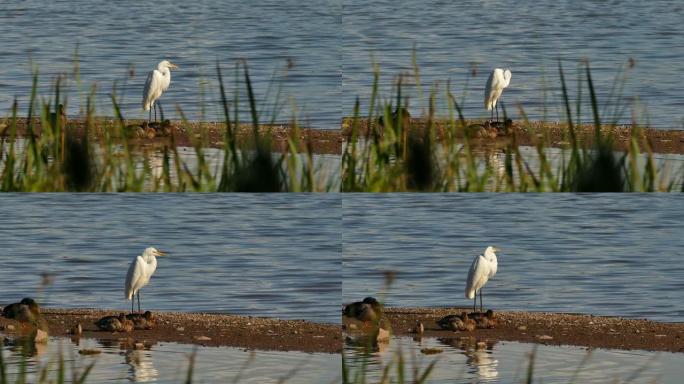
(159, 67), (170, 78)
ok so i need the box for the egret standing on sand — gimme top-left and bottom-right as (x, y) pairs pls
(484, 68), (511, 122)
(125, 247), (167, 314)
(142, 60), (178, 123)
(465, 246), (499, 312)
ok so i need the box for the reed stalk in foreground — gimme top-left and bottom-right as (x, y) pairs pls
(0, 58), (332, 192)
(342, 58), (682, 192)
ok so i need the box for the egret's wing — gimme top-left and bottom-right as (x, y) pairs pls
(488, 255), (498, 278)
(465, 255), (490, 298)
(142, 70), (163, 110)
(125, 256), (145, 299)
(484, 71), (494, 109)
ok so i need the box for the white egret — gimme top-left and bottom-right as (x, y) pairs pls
(484, 68), (511, 122)
(125, 247), (167, 314)
(465, 246), (499, 312)
(142, 60), (179, 123)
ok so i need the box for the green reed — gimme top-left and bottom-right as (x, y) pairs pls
(0, 59), (333, 192)
(342, 57), (682, 192)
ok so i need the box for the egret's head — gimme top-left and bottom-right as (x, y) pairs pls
(158, 60), (179, 70)
(143, 247), (167, 257)
(485, 246), (499, 254)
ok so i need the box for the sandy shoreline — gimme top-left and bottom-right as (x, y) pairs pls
(0, 308), (341, 354)
(5, 117), (684, 157)
(343, 307), (684, 353)
(0, 118), (342, 155)
(342, 117), (684, 155)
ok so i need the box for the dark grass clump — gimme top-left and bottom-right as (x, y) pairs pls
(0, 55), (330, 192)
(342, 55), (680, 192)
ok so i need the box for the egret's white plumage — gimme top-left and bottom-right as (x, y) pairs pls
(484, 68), (511, 121)
(125, 247), (166, 313)
(142, 60), (178, 121)
(465, 246), (499, 312)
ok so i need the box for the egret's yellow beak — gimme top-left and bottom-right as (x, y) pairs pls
(156, 250), (167, 256)
(169, 63), (179, 69)
(493, 247), (500, 252)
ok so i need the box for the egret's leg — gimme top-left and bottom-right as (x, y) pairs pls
(479, 289), (484, 312)
(137, 292), (141, 313)
(148, 108), (152, 123)
(495, 104), (499, 123)
(131, 296), (134, 314)
(473, 294), (476, 312)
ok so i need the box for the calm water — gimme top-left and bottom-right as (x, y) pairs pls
(344, 336), (680, 383)
(343, 194), (684, 322)
(0, 0), (340, 127)
(343, 0), (684, 128)
(0, 336), (339, 383)
(0, 194), (341, 324)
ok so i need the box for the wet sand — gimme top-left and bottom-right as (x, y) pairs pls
(0, 118), (342, 155)
(1, 308), (341, 354)
(6, 117), (684, 156)
(344, 307), (684, 353)
(342, 118), (684, 155)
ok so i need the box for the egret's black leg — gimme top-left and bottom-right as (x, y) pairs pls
(495, 105), (499, 123)
(480, 289), (484, 312)
(137, 292), (141, 313)
(473, 295), (476, 312)
(131, 296), (134, 314)
(148, 108), (152, 123)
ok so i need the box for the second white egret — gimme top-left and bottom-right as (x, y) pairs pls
(465, 246), (499, 312)
(125, 247), (167, 314)
(142, 60), (179, 123)
(484, 68), (511, 122)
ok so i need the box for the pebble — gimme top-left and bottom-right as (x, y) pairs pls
(537, 335), (553, 340)
(517, 325), (527, 331)
(420, 348), (443, 355)
(34, 329), (49, 344)
(79, 349), (102, 355)
(176, 327), (185, 332)
(5, 325), (15, 331)
(195, 336), (211, 341)
(347, 324), (357, 330)
(376, 328), (390, 343)
(134, 342), (145, 350)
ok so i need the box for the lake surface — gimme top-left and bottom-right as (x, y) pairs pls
(0, 194), (341, 324)
(0, 0), (340, 128)
(343, 0), (684, 128)
(0, 336), (339, 383)
(343, 194), (684, 322)
(344, 336), (680, 383)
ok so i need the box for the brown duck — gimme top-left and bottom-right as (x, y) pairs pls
(125, 311), (155, 330)
(436, 312), (476, 332)
(95, 313), (134, 332)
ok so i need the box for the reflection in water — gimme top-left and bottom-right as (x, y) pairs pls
(437, 338), (499, 381)
(125, 350), (159, 383)
(0, 336), (338, 383)
(343, 336), (675, 383)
